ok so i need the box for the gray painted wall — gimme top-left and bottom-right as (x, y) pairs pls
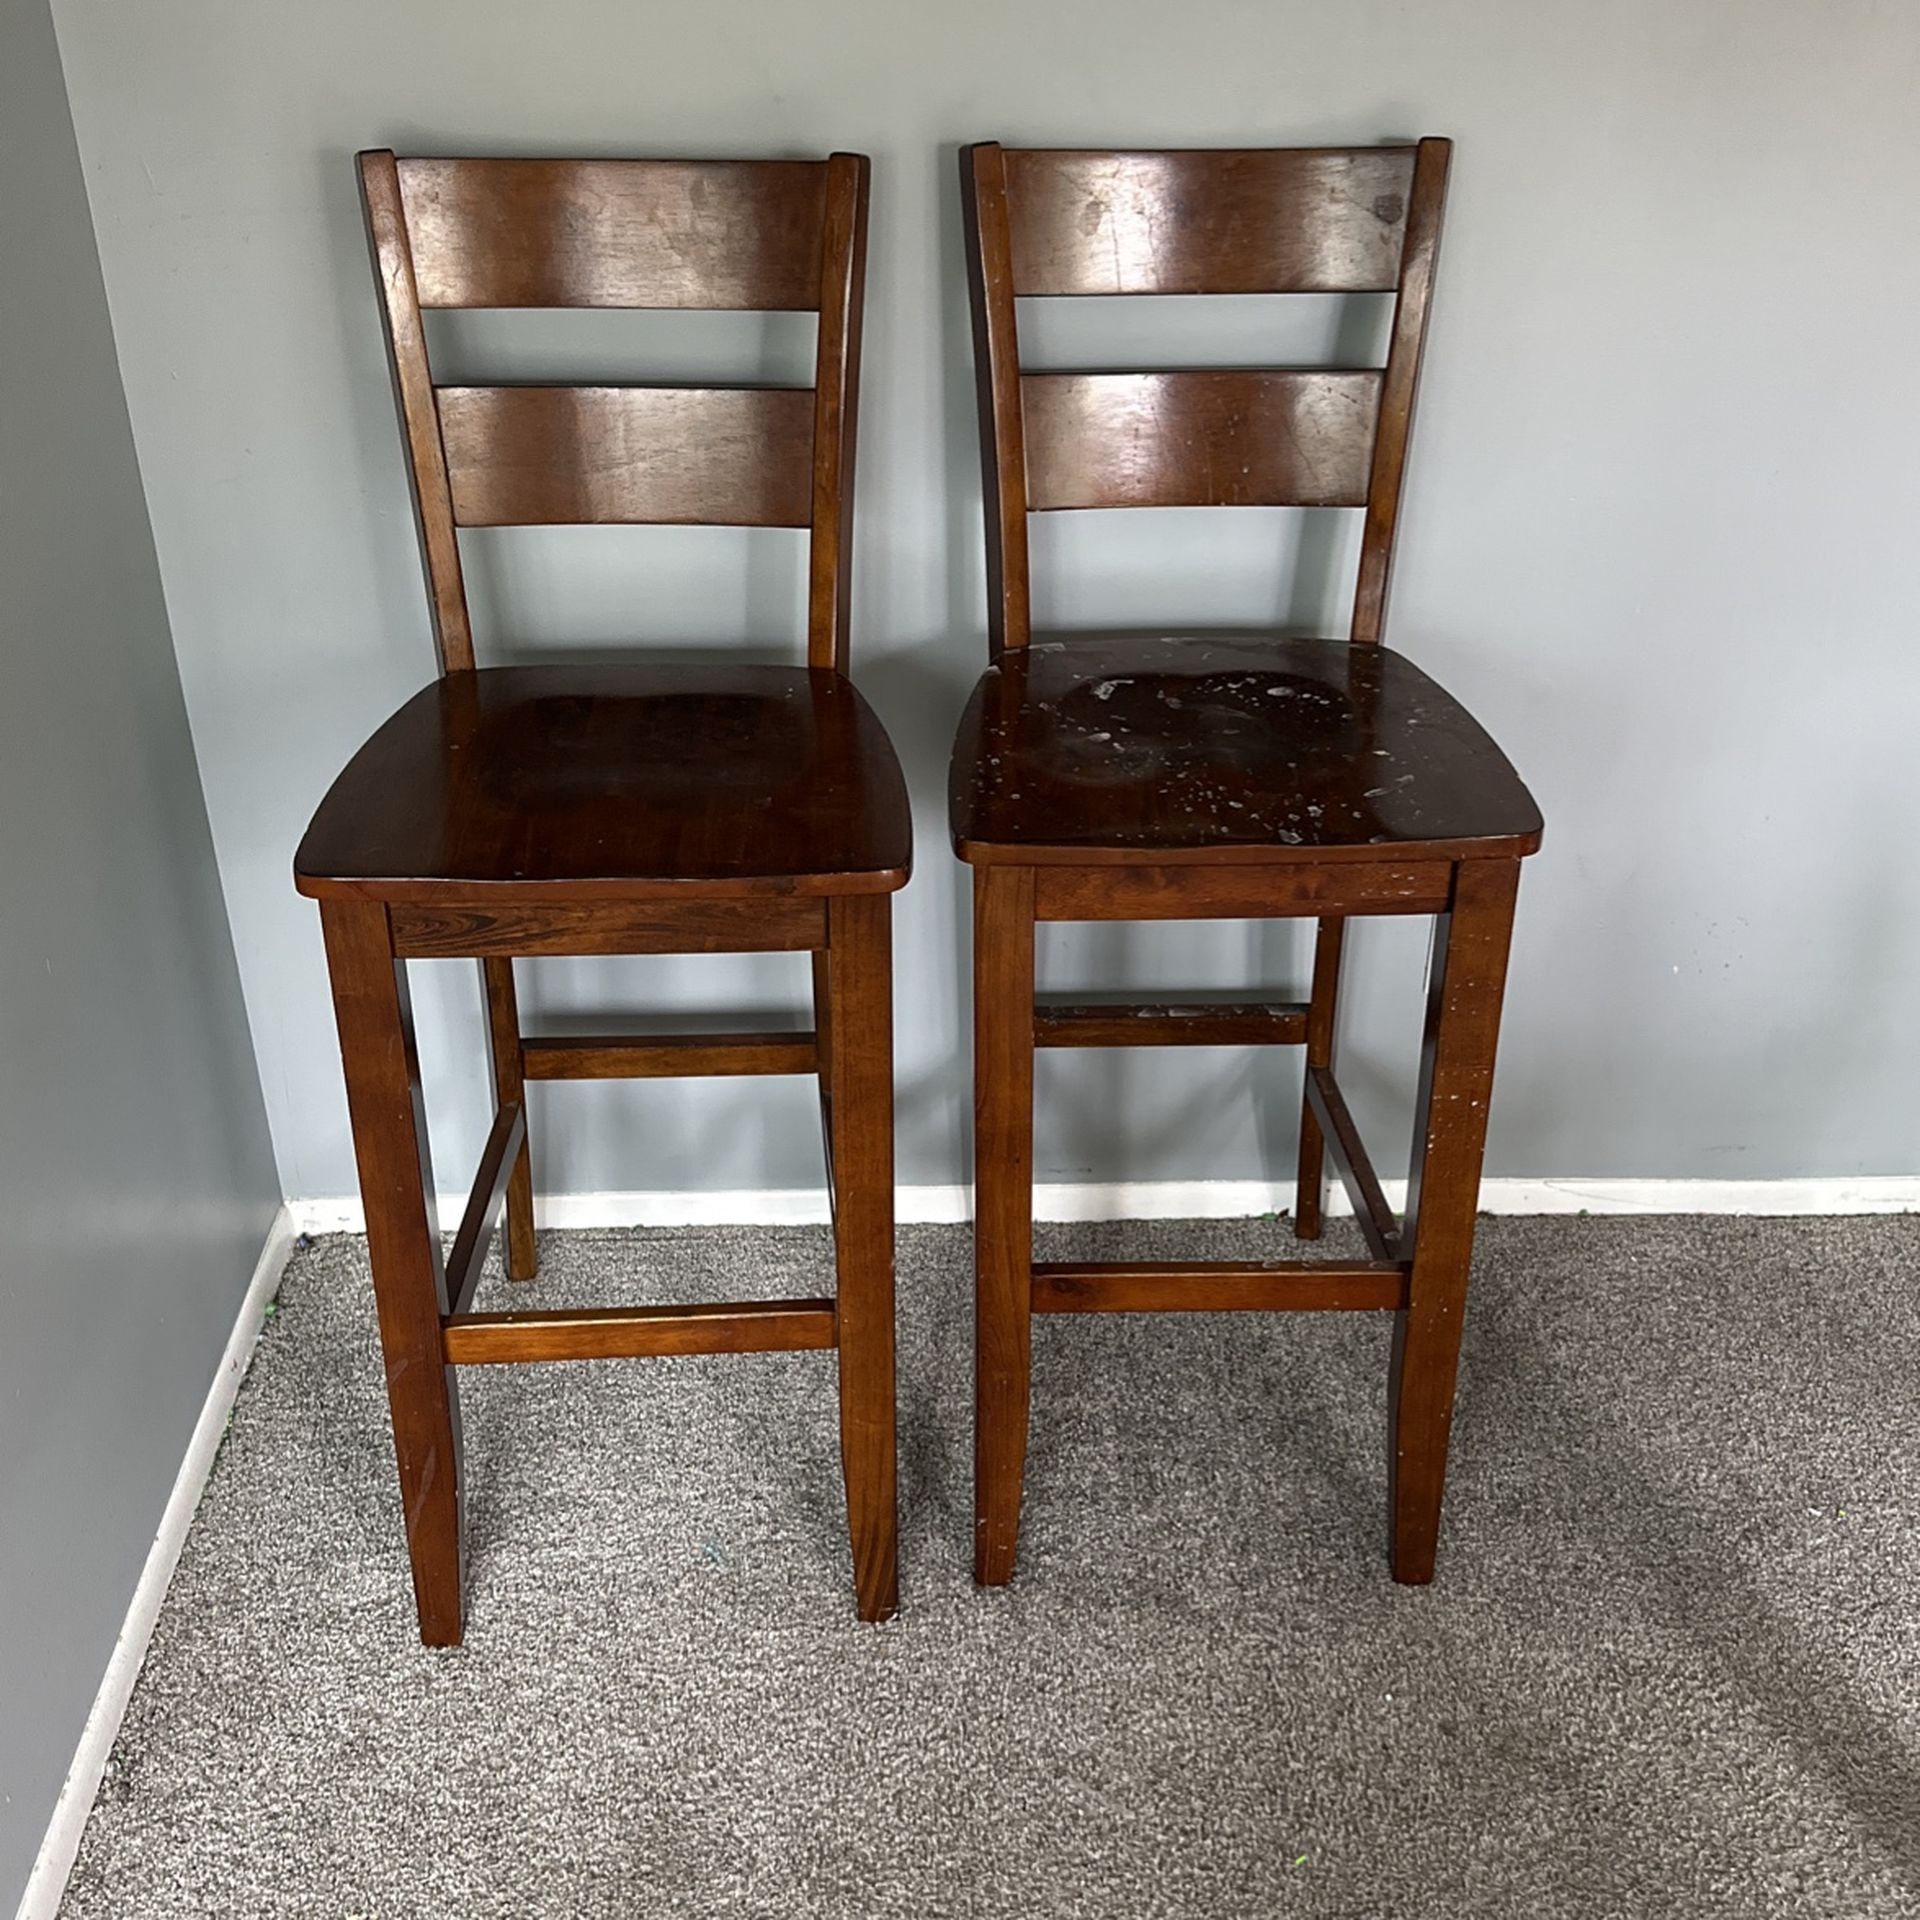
(49, 0), (1920, 1205)
(0, 0), (280, 1905)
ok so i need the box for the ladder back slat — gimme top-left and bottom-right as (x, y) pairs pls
(1021, 370), (1381, 512)
(1002, 147), (1418, 297)
(438, 386), (815, 527)
(396, 158), (831, 310)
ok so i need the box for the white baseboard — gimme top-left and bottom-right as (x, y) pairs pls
(288, 1173), (1920, 1236)
(15, 1206), (298, 1920)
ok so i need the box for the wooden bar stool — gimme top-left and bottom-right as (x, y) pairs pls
(295, 151), (906, 1642)
(953, 139), (1543, 1587)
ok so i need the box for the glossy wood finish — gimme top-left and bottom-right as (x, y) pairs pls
(443, 1299), (839, 1364)
(962, 140), (1446, 658)
(951, 637), (1541, 867)
(1390, 857), (1518, 1582)
(361, 149), (870, 677)
(396, 158), (831, 310)
(824, 892), (899, 1621)
(521, 1032), (818, 1079)
(972, 865), (1036, 1587)
(319, 897), (464, 1645)
(1353, 140), (1450, 646)
(1021, 371), (1380, 512)
(439, 386), (815, 528)
(806, 155), (869, 671)
(309, 150), (900, 1639)
(956, 140), (1538, 1592)
(359, 151), (474, 672)
(296, 666), (910, 903)
(959, 143), (1031, 656)
(1001, 147), (1418, 297)
(1032, 1261), (1406, 1314)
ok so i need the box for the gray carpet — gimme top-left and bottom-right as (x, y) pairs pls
(58, 1214), (1920, 1918)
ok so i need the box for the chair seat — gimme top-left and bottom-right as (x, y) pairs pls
(949, 636), (1542, 864)
(295, 664), (911, 900)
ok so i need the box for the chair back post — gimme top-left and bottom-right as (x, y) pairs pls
(1350, 135), (1450, 646)
(806, 152), (870, 673)
(962, 143), (1034, 657)
(360, 149), (476, 674)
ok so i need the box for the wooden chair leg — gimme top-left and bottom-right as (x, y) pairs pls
(824, 894), (898, 1621)
(480, 957), (537, 1281)
(1294, 915), (1346, 1239)
(973, 865), (1036, 1586)
(1389, 859), (1521, 1583)
(320, 898), (466, 1645)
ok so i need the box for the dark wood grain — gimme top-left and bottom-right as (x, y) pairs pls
(1352, 138), (1451, 646)
(961, 144), (1032, 654)
(388, 897), (825, 958)
(1304, 1064), (1399, 1261)
(442, 1299), (838, 1364)
(1293, 917), (1346, 1241)
(1033, 861), (1455, 921)
(1031, 1260), (1406, 1314)
(973, 865), (1036, 1587)
(1021, 371), (1379, 512)
(296, 666), (909, 905)
(306, 149), (902, 1632)
(825, 892), (898, 1622)
(1389, 857), (1521, 1583)
(395, 157), (831, 310)
(811, 948), (835, 1197)
(957, 137), (1449, 664)
(439, 386), (814, 527)
(479, 958), (537, 1281)
(1033, 998), (1307, 1048)
(1001, 146), (1418, 296)
(953, 139), (1536, 1591)
(522, 1032), (817, 1079)
(356, 148), (874, 675)
(319, 897), (465, 1645)
(444, 1100), (527, 1317)
(359, 151), (474, 671)
(952, 636), (1541, 869)
(807, 153), (869, 670)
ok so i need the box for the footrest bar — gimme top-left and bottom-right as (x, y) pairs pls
(1304, 1065), (1402, 1261)
(1032, 1260), (1408, 1314)
(523, 1031), (818, 1080)
(443, 1298), (838, 1364)
(445, 1101), (526, 1317)
(1034, 999), (1308, 1049)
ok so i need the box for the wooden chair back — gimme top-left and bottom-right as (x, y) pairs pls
(358, 151), (870, 674)
(961, 140), (1450, 653)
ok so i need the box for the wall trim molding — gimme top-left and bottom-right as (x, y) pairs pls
(289, 1174), (1920, 1235)
(16, 1207), (298, 1920)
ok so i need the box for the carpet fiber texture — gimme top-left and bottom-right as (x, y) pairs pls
(57, 1214), (1920, 1918)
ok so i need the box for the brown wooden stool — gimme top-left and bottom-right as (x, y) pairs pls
(951, 139), (1543, 1587)
(295, 151), (905, 1642)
